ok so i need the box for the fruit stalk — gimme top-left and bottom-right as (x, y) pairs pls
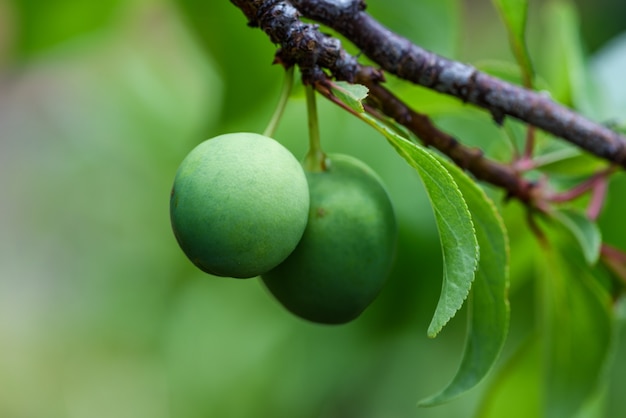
(304, 83), (327, 172)
(263, 66), (295, 138)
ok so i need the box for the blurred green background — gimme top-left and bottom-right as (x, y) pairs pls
(1, 0), (625, 417)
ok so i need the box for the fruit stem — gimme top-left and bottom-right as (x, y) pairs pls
(304, 83), (327, 172)
(263, 66), (295, 138)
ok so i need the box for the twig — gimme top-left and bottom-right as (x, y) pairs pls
(547, 167), (615, 203)
(315, 76), (537, 205)
(290, 0), (626, 168)
(354, 77), (538, 206)
(229, 0), (619, 209)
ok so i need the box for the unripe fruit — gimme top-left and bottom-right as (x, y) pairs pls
(170, 133), (310, 278)
(262, 154), (397, 324)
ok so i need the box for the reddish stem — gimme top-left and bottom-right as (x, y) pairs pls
(522, 126), (537, 164)
(587, 177), (608, 221)
(548, 167), (614, 203)
(601, 244), (626, 286)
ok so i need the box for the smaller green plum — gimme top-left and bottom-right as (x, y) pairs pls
(170, 132), (310, 279)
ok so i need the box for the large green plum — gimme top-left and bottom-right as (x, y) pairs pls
(170, 132), (310, 279)
(262, 154), (397, 324)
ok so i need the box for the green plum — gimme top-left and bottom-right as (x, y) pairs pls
(262, 154), (397, 324)
(170, 132), (310, 278)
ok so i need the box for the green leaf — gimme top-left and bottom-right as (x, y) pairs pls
(419, 156), (510, 405)
(474, 59), (554, 93)
(474, 59), (525, 85)
(476, 337), (542, 418)
(491, 0), (534, 85)
(551, 209), (602, 265)
(366, 0), (461, 59)
(329, 81), (369, 113)
(617, 295), (626, 322)
(360, 114), (479, 337)
(533, 146), (606, 177)
(574, 386), (608, 418)
(591, 32), (626, 122)
(539, 2), (601, 118)
(541, 238), (614, 418)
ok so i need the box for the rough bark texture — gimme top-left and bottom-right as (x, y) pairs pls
(230, 0), (625, 207)
(290, 0), (626, 166)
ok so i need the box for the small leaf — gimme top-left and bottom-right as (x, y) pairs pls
(360, 114), (479, 337)
(329, 81), (369, 113)
(590, 30), (626, 121)
(474, 59), (554, 94)
(541, 237), (614, 418)
(491, 0), (534, 85)
(419, 156), (510, 405)
(540, 2), (602, 118)
(551, 208), (601, 265)
(474, 59), (525, 85)
(533, 146), (606, 177)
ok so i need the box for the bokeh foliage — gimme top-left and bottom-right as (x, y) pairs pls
(1, 0), (625, 417)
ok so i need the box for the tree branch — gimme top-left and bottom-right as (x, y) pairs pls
(356, 78), (537, 205)
(229, 0), (618, 209)
(291, 0), (626, 168)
